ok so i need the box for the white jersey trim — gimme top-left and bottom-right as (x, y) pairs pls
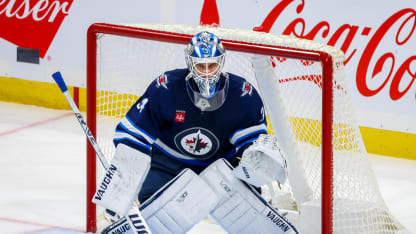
(154, 139), (196, 160)
(114, 132), (152, 150)
(229, 123), (267, 145)
(120, 117), (156, 144)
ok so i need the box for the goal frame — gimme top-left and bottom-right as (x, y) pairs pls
(86, 22), (334, 233)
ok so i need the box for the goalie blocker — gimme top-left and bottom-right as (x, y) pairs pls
(92, 144), (151, 216)
(103, 158), (297, 234)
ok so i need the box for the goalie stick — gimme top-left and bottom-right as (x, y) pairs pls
(51, 71), (152, 234)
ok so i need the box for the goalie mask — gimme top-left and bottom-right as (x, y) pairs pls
(185, 31), (226, 99)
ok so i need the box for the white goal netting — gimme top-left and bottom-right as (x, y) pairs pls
(88, 23), (406, 233)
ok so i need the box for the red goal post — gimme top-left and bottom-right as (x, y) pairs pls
(86, 23), (405, 234)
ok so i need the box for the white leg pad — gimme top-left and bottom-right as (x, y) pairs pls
(200, 159), (298, 234)
(140, 168), (219, 234)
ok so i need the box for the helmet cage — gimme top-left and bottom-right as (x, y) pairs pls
(186, 54), (225, 98)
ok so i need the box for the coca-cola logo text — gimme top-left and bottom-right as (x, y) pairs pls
(202, 0), (416, 102)
(0, 0), (74, 58)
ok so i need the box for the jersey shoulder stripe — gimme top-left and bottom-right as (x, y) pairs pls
(120, 117), (156, 144)
(114, 131), (152, 150)
(229, 123), (267, 145)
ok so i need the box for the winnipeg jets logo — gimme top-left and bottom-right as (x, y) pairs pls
(185, 130), (209, 154)
(241, 81), (253, 96)
(174, 127), (219, 159)
(156, 73), (168, 89)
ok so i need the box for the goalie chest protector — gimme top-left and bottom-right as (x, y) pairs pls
(114, 68), (267, 169)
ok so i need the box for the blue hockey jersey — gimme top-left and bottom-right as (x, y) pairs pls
(113, 68), (267, 172)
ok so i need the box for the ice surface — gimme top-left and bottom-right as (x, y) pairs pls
(0, 101), (414, 233)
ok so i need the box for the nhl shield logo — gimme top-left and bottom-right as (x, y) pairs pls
(174, 127), (219, 159)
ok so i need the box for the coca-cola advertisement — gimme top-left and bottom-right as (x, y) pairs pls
(0, 0), (415, 133)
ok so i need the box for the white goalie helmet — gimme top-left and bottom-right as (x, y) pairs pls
(185, 31), (226, 99)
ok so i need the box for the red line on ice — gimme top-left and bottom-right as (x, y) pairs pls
(0, 216), (83, 233)
(0, 113), (73, 137)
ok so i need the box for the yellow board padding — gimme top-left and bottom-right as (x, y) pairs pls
(0, 76), (415, 160)
(267, 117), (364, 152)
(0, 76), (87, 111)
(360, 127), (416, 160)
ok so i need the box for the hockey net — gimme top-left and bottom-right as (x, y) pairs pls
(86, 23), (406, 233)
